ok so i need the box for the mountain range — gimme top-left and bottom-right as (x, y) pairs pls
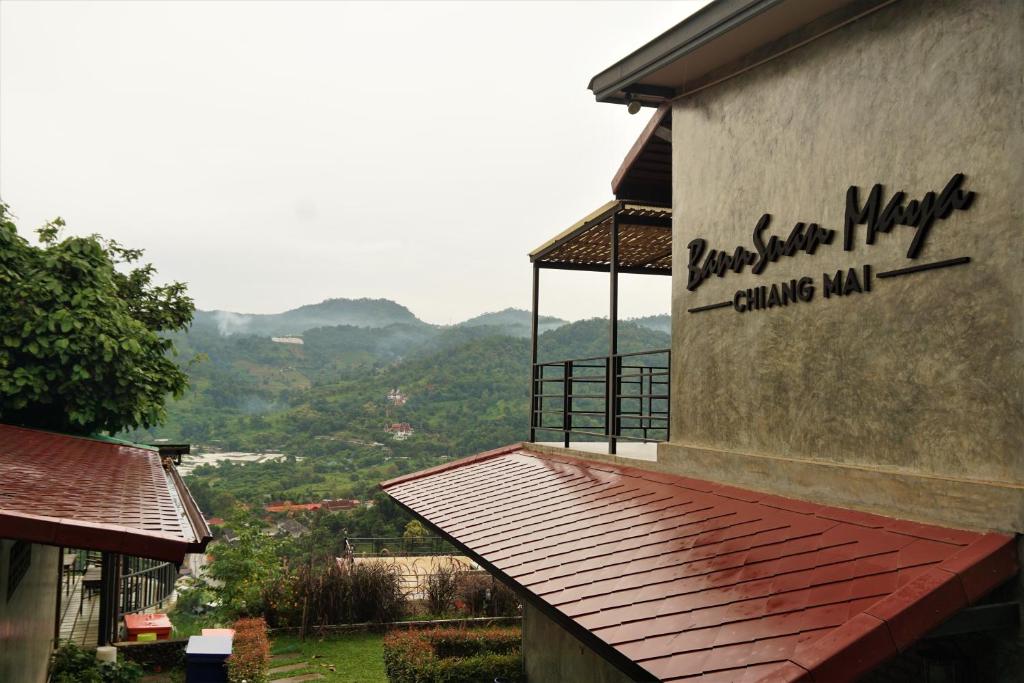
(192, 297), (666, 339)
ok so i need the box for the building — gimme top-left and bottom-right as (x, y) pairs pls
(387, 389), (408, 406)
(0, 424), (211, 681)
(382, 1), (1023, 681)
(276, 518), (310, 539)
(264, 500), (322, 513)
(386, 422), (414, 440)
(321, 498), (360, 512)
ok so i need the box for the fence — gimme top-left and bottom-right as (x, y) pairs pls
(531, 347), (670, 451)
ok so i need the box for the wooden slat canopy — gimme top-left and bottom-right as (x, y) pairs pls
(529, 200), (672, 276)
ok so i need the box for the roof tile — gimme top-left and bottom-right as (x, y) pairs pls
(382, 447), (1017, 681)
(0, 424), (211, 562)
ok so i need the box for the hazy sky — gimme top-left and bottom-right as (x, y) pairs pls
(1, 1), (704, 324)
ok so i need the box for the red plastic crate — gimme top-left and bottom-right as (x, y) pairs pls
(123, 613), (172, 641)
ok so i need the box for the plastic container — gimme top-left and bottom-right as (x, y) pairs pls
(185, 635), (232, 683)
(123, 613), (173, 641)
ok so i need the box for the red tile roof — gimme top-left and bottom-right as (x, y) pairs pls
(381, 446), (1017, 682)
(264, 501), (321, 513)
(0, 424), (212, 563)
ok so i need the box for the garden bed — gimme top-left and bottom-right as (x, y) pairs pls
(383, 626), (522, 683)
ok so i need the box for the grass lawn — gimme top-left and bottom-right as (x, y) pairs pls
(270, 631), (387, 683)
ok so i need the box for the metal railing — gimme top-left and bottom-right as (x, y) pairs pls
(119, 555), (177, 615)
(531, 348), (670, 453)
(346, 536), (453, 557)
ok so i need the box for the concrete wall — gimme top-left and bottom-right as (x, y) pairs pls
(523, 603), (635, 683)
(664, 0), (1024, 531)
(0, 540), (58, 683)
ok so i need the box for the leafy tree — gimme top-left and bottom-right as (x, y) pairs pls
(0, 204), (194, 433)
(207, 508), (285, 617)
(403, 520), (428, 539)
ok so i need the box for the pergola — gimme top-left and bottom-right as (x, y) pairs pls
(528, 200), (672, 453)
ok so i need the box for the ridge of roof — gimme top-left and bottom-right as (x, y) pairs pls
(379, 442), (525, 490)
(0, 423), (159, 452)
(383, 446), (1018, 682)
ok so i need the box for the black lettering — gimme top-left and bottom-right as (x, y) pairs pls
(823, 271), (843, 298)
(797, 276), (815, 301)
(780, 279), (796, 305)
(686, 239), (707, 291)
(733, 290), (747, 313)
(843, 267), (863, 295)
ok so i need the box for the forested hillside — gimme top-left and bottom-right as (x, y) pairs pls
(135, 298), (669, 522)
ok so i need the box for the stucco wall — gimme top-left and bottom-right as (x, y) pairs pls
(523, 603), (635, 683)
(0, 540), (58, 683)
(664, 0), (1024, 530)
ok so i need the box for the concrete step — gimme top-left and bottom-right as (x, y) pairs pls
(268, 661), (309, 675)
(270, 674), (325, 683)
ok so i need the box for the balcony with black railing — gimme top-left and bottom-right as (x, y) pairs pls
(528, 200), (672, 456)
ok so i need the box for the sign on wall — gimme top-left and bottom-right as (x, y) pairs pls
(686, 173), (974, 314)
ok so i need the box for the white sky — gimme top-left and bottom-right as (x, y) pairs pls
(0, 1), (705, 325)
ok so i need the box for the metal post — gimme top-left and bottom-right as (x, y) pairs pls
(608, 214), (619, 455)
(530, 264), (540, 443)
(54, 547), (63, 646)
(563, 360), (573, 448)
(97, 552), (122, 646)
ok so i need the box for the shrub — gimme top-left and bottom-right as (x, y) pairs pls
(349, 561), (405, 624)
(424, 558), (461, 616)
(383, 627), (522, 683)
(226, 617), (270, 683)
(51, 641), (143, 683)
(456, 572), (521, 617)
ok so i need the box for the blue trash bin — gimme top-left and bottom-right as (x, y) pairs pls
(185, 635), (233, 683)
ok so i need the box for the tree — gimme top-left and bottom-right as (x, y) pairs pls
(0, 204), (194, 434)
(403, 519), (428, 539)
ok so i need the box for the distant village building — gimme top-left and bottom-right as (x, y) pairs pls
(276, 518), (309, 538)
(264, 500), (321, 513)
(385, 422), (414, 440)
(271, 336), (304, 345)
(387, 388), (407, 406)
(321, 498), (360, 511)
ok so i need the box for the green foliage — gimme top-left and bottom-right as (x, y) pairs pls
(51, 641), (143, 683)
(402, 520), (428, 539)
(207, 510), (286, 617)
(382, 627), (522, 683)
(0, 204), (194, 433)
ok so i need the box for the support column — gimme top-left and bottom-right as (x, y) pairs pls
(530, 263), (540, 443)
(608, 215), (619, 455)
(55, 546), (63, 646)
(97, 551), (121, 646)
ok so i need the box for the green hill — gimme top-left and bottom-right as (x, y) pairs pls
(192, 297), (425, 337)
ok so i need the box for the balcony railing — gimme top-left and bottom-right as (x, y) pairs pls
(531, 348), (670, 453)
(119, 555), (177, 616)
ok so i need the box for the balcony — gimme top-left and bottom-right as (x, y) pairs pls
(59, 550), (179, 646)
(527, 200), (672, 456)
